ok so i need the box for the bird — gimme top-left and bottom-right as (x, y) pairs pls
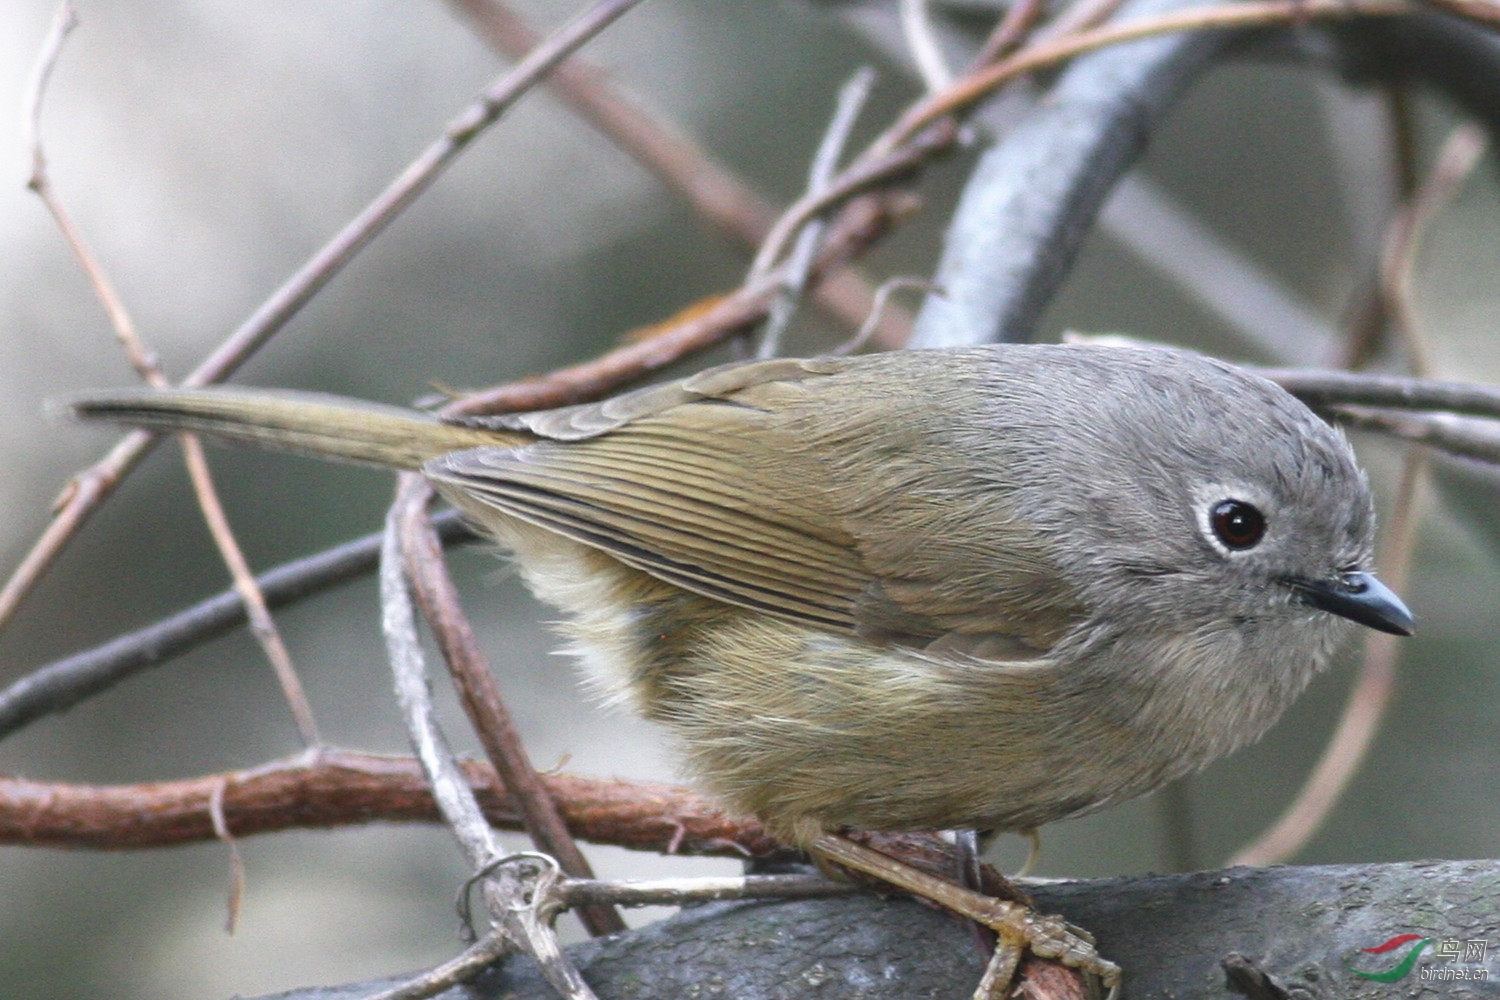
(70, 342), (1414, 994)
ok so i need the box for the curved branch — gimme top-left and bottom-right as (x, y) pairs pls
(0, 750), (777, 856)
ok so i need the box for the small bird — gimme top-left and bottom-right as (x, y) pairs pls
(72, 343), (1413, 991)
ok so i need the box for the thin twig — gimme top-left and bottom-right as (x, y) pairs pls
(1230, 121), (1485, 867)
(0, 750), (779, 855)
(0, 512), (473, 742)
(756, 67), (877, 358)
(183, 0), (645, 393)
(830, 277), (940, 355)
(1033, 0), (1130, 43)
(453, 276), (779, 415)
(0, 0), (646, 633)
(397, 480), (625, 936)
(873, 0), (1412, 157)
(1331, 81), (1417, 372)
(207, 778), (247, 933)
(1378, 123), (1488, 375)
(356, 929), (512, 1000)
(1334, 407), (1500, 466)
(900, 0), (954, 92)
(0, 430), (153, 630)
(384, 481), (598, 998)
(1256, 369), (1500, 420)
(555, 873), (854, 909)
(748, 122), (952, 282)
(383, 482), (502, 867)
(972, 0), (1050, 67)
(24, 0), (318, 744)
(445, 0), (914, 347)
(179, 437), (321, 745)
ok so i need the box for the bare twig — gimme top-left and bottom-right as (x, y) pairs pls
(831, 277), (940, 356)
(0, 512), (473, 742)
(24, 0), (318, 744)
(553, 873), (853, 910)
(748, 123), (952, 282)
(0, 431), (153, 630)
(1378, 123), (1488, 374)
(179, 437), (321, 745)
(1230, 122), (1486, 867)
(381, 485), (600, 1000)
(1033, 0), (1130, 43)
(1257, 369), (1500, 420)
(873, 0), (1412, 157)
(751, 0), (1412, 298)
(386, 482), (601, 996)
(397, 479), (625, 936)
(357, 929), (511, 1000)
(1329, 82), (1416, 372)
(901, 0), (954, 92)
(0, 750), (778, 855)
(382, 482), (501, 866)
(184, 0), (645, 393)
(1334, 407), (1500, 466)
(972, 0), (1050, 67)
(445, 0), (913, 347)
(0, 0), (646, 633)
(453, 277), (779, 415)
(756, 67), (877, 358)
(208, 778), (247, 933)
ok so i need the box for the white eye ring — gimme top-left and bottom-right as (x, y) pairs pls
(1209, 499), (1265, 550)
(1192, 483), (1271, 557)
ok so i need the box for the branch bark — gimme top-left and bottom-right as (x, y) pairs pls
(246, 860), (1500, 1000)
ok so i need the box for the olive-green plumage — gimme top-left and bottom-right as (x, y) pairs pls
(71, 344), (1412, 846)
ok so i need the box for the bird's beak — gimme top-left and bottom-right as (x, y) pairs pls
(1289, 572), (1414, 636)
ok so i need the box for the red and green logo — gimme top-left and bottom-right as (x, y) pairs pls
(1348, 934), (1435, 982)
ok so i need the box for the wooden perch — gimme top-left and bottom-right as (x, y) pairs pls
(247, 860), (1500, 1000)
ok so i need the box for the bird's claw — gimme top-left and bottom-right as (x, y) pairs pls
(967, 894), (1121, 997)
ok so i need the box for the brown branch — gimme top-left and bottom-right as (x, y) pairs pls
(0, 0), (647, 633)
(396, 478), (625, 935)
(23, 0), (318, 744)
(972, 0), (1048, 67)
(1229, 121), (1486, 867)
(0, 750), (777, 856)
(873, 0), (1413, 157)
(445, 0), (913, 347)
(179, 437), (322, 746)
(451, 281), (775, 415)
(1379, 122), (1488, 375)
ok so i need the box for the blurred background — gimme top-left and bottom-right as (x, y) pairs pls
(1, 2), (1498, 998)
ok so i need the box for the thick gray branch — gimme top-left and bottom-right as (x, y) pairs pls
(247, 860), (1500, 999)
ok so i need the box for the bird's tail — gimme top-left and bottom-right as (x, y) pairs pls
(68, 387), (514, 471)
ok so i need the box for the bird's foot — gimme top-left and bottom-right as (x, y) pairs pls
(811, 832), (1120, 999)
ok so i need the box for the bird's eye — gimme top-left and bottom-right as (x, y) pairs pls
(1210, 500), (1265, 550)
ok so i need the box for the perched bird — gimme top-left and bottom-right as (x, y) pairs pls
(71, 343), (1413, 991)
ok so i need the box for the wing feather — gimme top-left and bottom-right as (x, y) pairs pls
(426, 350), (1083, 649)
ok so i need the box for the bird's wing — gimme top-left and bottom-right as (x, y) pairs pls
(427, 353), (1080, 649)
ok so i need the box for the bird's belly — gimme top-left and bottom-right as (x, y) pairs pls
(484, 519), (1298, 847)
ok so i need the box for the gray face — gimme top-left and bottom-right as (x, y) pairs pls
(986, 346), (1389, 643)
